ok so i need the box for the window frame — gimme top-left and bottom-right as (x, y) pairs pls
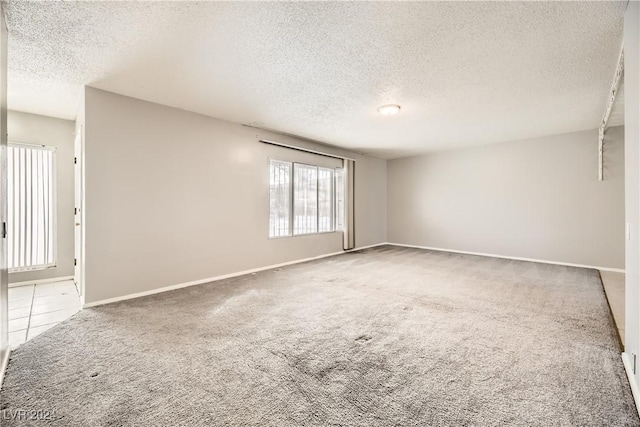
(268, 158), (344, 239)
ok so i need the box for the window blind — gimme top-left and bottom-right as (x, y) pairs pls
(7, 143), (56, 272)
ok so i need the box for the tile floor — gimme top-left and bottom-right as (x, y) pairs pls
(8, 280), (81, 349)
(600, 271), (625, 347)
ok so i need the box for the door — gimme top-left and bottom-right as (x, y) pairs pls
(73, 125), (83, 302)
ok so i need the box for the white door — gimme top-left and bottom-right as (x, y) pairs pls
(73, 126), (83, 301)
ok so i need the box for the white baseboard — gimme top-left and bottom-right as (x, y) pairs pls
(386, 242), (625, 273)
(84, 243), (387, 308)
(9, 275), (74, 288)
(0, 347), (10, 390)
(84, 242), (621, 308)
(622, 352), (640, 416)
(347, 243), (386, 251)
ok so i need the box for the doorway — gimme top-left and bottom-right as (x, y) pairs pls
(6, 113), (82, 348)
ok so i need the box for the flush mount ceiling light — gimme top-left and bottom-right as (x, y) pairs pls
(377, 104), (401, 115)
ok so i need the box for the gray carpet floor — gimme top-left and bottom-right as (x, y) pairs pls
(0, 245), (638, 426)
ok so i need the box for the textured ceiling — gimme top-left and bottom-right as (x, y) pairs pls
(5, 1), (626, 158)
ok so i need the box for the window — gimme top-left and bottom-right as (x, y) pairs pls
(7, 143), (56, 272)
(317, 167), (333, 233)
(269, 159), (344, 238)
(293, 164), (318, 235)
(269, 160), (291, 237)
(334, 168), (344, 231)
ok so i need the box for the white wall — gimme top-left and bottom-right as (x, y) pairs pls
(387, 127), (625, 269)
(0, 0), (8, 384)
(83, 87), (387, 304)
(75, 90), (85, 299)
(624, 0), (640, 405)
(7, 111), (75, 284)
(355, 155), (387, 247)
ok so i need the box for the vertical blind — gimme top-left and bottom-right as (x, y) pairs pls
(7, 143), (56, 272)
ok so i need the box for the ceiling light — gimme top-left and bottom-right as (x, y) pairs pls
(377, 104), (401, 115)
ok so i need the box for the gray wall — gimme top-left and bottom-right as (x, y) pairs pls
(624, 0), (640, 396)
(7, 111), (75, 284)
(388, 127), (625, 269)
(84, 87), (387, 304)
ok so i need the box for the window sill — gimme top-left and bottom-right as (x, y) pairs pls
(269, 231), (344, 240)
(9, 264), (57, 274)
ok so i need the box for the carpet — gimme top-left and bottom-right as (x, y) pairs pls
(0, 246), (637, 426)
